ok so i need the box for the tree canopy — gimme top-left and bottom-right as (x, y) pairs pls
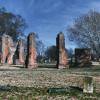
(45, 45), (57, 62)
(68, 10), (100, 55)
(0, 7), (27, 41)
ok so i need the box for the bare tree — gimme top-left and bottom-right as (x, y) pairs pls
(68, 10), (100, 56)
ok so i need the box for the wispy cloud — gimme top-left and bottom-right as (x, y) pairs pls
(0, 0), (100, 48)
(89, 1), (100, 11)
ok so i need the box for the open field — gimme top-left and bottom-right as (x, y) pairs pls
(0, 64), (99, 100)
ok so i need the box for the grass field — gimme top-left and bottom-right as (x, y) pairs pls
(0, 64), (99, 100)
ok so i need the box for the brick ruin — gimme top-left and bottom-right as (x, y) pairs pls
(1, 33), (92, 68)
(2, 34), (15, 64)
(75, 48), (91, 67)
(25, 33), (37, 69)
(13, 40), (24, 65)
(1, 33), (38, 67)
(56, 32), (69, 69)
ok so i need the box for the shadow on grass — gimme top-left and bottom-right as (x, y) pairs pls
(47, 86), (83, 95)
(0, 85), (47, 95)
(0, 85), (99, 99)
(38, 64), (57, 68)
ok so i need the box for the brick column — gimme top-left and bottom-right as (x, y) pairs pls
(56, 32), (69, 69)
(2, 34), (14, 64)
(25, 33), (37, 69)
(14, 40), (24, 65)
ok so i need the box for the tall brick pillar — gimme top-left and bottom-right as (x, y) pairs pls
(14, 40), (24, 65)
(25, 33), (37, 69)
(56, 32), (69, 69)
(2, 34), (14, 64)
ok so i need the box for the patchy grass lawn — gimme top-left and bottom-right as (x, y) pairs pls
(0, 64), (99, 100)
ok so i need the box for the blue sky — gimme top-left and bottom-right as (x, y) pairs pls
(0, 0), (100, 48)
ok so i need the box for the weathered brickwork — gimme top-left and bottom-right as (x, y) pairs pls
(25, 33), (37, 69)
(56, 32), (69, 69)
